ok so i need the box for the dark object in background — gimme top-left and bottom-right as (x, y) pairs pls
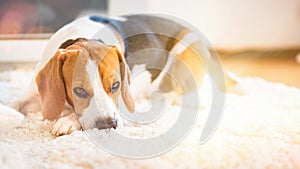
(0, 0), (107, 35)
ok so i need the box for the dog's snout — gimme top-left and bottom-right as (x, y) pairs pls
(107, 119), (118, 129)
(95, 116), (118, 130)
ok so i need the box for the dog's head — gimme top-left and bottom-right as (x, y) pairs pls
(35, 38), (135, 130)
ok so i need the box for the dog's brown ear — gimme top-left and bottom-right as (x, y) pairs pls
(35, 50), (67, 120)
(59, 38), (87, 49)
(114, 47), (135, 113)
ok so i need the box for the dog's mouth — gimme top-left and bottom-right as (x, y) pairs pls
(95, 118), (118, 130)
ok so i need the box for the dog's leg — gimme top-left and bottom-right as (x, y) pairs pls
(51, 109), (81, 136)
(145, 44), (204, 106)
(151, 31), (206, 96)
(151, 30), (239, 96)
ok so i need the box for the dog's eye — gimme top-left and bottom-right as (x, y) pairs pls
(111, 81), (120, 93)
(73, 87), (89, 98)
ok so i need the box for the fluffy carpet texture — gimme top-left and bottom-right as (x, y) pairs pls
(0, 69), (300, 169)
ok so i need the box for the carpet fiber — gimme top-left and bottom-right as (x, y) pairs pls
(0, 69), (300, 169)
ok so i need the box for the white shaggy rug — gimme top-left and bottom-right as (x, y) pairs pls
(0, 69), (300, 169)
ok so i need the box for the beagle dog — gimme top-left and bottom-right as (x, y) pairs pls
(12, 14), (235, 136)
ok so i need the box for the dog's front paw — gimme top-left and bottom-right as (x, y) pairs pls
(51, 114), (81, 136)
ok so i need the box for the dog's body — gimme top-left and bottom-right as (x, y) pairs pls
(13, 14), (234, 136)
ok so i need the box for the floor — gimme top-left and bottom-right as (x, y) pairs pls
(219, 48), (300, 88)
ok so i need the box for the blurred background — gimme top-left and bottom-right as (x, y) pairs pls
(0, 0), (299, 87)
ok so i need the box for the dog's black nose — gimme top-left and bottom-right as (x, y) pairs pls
(107, 119), (118, 129)
(96, 118), (118, 130)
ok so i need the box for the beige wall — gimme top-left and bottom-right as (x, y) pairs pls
(109, 0), (300, 49)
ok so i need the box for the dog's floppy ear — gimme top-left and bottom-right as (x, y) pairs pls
(113, 47), (135, 113)
(35, 50), (67, 120)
